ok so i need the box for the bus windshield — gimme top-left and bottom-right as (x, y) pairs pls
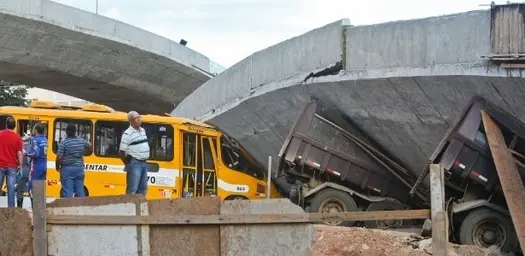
(220, 135), (265, 180)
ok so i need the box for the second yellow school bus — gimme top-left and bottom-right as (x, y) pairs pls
(0, 100), (282, 200)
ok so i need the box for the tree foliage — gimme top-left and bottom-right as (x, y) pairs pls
(0, 80), (30, 107)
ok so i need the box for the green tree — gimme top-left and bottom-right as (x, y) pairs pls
(0, 80), (29, 107)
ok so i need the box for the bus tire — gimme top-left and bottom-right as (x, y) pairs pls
(458, 208), (518, 253)
(309, 189), (358, 227)
(225, 195), (247, 200)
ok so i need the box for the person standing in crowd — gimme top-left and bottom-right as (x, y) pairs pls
(15, 135), (33, 208)
(27, 123), (48, 206)
(0, 117), (23, 208)
(119, 111), (150, 195)
(56, 124), (91, 198)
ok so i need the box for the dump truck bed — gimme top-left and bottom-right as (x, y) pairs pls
(276, 99), (428, 206)
(276, 96), (525, 209)
(414, 96), (525, 201)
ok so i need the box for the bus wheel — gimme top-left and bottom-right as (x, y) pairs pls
(459, 208), (518, 253)
(309, 189), (358, 227)
(365, 198), (406, 230)
(226, 195), (247, 200)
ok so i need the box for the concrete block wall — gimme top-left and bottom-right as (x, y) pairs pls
(47, 195), (149, 256)
(220, 199), (315, 256)
(148, 197), (221, 256)
(43, 196), (314, 256)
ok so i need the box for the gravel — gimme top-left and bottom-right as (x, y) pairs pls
(311, 225), (500, 256)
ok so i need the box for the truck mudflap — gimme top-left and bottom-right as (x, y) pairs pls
(451, 199), (510, 216)
(302, 182), (387, 203)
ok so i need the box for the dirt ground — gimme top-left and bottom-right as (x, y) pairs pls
(0, 208), (33, 256)
(311, 225), (501, 256)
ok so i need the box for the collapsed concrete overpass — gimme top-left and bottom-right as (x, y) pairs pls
(172, 3), (525, 177)
(0, 0), (222, 114)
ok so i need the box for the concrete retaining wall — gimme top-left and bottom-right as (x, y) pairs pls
(47, 195), (149, 256)
(221, 199), (314, 256)
(171, 19), (349, 120)
(44, 196), (314, 256)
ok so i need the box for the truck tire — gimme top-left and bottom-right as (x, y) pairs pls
(364, 198), (407, 229)
(458, 208), (518, 253)
(309, 189), (358, 227)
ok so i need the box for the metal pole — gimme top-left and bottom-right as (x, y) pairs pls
(96, 0), (98, 14)
(267, 156), (272, 199)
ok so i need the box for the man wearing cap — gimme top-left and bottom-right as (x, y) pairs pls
(56, 124), (92, 198)
(119, 111), (150, 195)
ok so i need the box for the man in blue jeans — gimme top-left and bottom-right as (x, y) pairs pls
(0, 117), (23, 207)
(56, 124), (92, 198)
(27, 123), (48, 206)
(16, 135), (33, 207)
(119, 111), (150, 195)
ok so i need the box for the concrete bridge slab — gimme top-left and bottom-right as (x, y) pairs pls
(173, 4), (525, 178)
(0, 0), (219, 114)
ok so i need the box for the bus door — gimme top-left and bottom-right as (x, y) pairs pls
(181, 131), (218, 198)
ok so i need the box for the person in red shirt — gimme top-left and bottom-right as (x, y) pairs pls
(0, 117), (23, 207)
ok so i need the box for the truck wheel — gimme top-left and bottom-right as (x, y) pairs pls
(459, 208), (518, 253)
(309, 189), (358, 227)
(364, 198), (407, 229)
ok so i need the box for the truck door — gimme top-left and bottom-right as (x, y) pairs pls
(181, 131), (218, 198)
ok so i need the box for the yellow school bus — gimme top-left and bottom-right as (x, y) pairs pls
(0, 100), (282, 200)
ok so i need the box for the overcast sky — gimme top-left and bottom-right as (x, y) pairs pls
(52, 0), (494, 68)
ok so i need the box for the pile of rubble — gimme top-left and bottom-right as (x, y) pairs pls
(311, 225), (511, 256)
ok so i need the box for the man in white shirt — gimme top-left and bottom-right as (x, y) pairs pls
(119, 111), (150, 195)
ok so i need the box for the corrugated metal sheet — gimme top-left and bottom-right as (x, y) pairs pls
(490, 4), (525, 55)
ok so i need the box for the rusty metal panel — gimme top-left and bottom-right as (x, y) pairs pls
(490, 4), (525, 55)
(481, 111), (525, 253)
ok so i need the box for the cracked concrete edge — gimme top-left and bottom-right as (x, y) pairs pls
(0, 0), (214, 76)
(173, 7), (501, 121)
(171, 19), (349, 119)
(177, 61), (524, 122)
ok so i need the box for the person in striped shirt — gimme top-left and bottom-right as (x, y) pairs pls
(119, 111), (150, 195)
(55, 124), (92, 198)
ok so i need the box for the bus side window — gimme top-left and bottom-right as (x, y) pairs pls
(18, 120), (49, 138)
(143, 123), (174, 161)
(94, 121), (128, 157)
(0, 115), (13, 129)
(53, 118), (93, 156)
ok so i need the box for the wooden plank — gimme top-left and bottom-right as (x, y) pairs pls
(481, 111), (525, 253)
(32, 180), (47, 256)
(46, 209), (430, 225)
(430, 164), (449, 256)
(501, 63), (525, 69)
